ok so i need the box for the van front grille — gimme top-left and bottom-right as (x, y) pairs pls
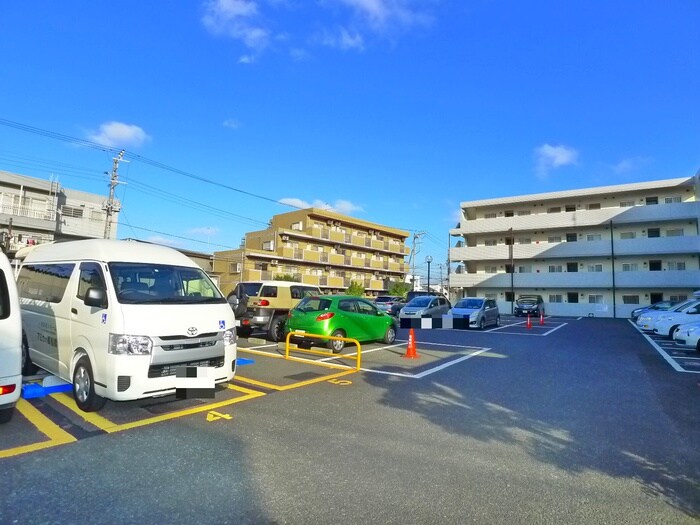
(148, 357), (225, 378)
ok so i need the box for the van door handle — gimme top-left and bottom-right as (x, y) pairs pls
(71, 308), (78, 314)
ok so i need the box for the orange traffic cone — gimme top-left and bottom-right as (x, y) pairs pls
(526, 314), (532, 329)
(403, 328), (419, 359)
(539, 311), (545, 325)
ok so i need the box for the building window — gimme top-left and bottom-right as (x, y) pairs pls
(566, 233), (577, 242)
(505, 291), (515, 302)
(586, 234), (602, 241)
(262, 240), (274, 251)
(548, 236), (562, 243)
(588, 295), (604, 304)
(547, 207), (561, 214)
(548, 265), (563, 273)
(646, 196), (658, 205)
(622, 263), (638, 271)
(230, 263), (241, 273)
(587, 203), (601, 210)
(620, 232), (635, 239)
(565, 204), (576, 212)
(518, 238), (531, 244)
(484, 212), (497, 219)
(518, 265), (532, 273)
(588, 264), (603, 272)
(666, 228), (683, 237)
(619, 200), (635, 208)
(485, 266), (498, 274)
(61, 205), (84, 218)
(668, 261), (686, 271)
(647, 228), (660, 238)
(566, 262), (578, 272)
(664, 196), (681, 203)
(549, 294), (563, 303)
(517, 210), (531, 216)
(567, 292), (579, 303)
(504, 210), (514, 217)
(670, 295), (688, 302)
(622, 295), (640, 305)
(649, 260), (662, 271)
(291, 221), (303, 230)
(484, 239), (497, 246)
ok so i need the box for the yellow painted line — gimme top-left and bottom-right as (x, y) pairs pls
(234, 376), (283, 391)
(225, 382), (268, 395)
(50, 387), (265, 433)
(240, 345), (353, 371)
(240, 347), (285, 359)
(274, 369), (356, 391)
(0, 398), (77, 459)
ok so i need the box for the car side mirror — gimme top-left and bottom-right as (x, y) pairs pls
(85, 287), (107, 308)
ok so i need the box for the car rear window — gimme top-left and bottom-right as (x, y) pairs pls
(260, 285), (278, 298)
(237, 283), (263, 296)
(296, 297), (332, 312)
(408, 297), (432, 307)
(456, 299), (483, 309)
(375, 296), (392, 303)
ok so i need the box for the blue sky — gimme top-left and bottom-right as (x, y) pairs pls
(1, 1), (698, 279)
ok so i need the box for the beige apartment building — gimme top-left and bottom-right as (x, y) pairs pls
(213, 208), (410, 297)
(449, 174), (700, 318)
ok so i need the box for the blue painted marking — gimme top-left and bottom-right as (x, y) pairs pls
(219, 320), (226, 329)
(237, 358), (255, 366)
(22, 382), (72, 399)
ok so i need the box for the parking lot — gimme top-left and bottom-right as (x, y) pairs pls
(2, 315), (699, 523)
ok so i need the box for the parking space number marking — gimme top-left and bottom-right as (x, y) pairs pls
(206, 411), (232, 422)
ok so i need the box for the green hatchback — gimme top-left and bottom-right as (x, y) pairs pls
(286, 295), (397, 353)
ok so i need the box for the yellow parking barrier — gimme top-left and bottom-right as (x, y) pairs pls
(285, 331), (362, 371)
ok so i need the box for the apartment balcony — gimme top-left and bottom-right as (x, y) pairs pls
(1, 203), (57, 231)
(303, 250), (321, 263)
(450, 269), (700, 289)
(329, 253), (345, 265)
(451, 201), (700, 236)
(283, 227), (408, 256)
(370, 259), (384, 270)
(451, 235), (700, 262)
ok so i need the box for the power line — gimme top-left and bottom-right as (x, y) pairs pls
(0, 117), (303, 210)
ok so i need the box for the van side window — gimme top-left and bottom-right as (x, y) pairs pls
(17, 263), (76, 303)
(260, 286), (278, 298)
(0, 269), (9, 320)
(290, 286), (302, 299)
(77, 262), (107, 302)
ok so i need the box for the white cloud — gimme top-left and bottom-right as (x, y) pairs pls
(88, 121), (150, 148)
(334, 0), (430, 30)
(188, 227), (220, 236)
(319, 26), (365, 51)
(612, 156), (649, 174)
(202, 0), (270, 51)
(534, 143), (579, 178)
(279, 197), (363, 215)
(223, 118), (241, 129)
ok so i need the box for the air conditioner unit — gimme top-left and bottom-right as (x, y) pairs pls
(327, 219), (334, 225)
(325, 266), (332, 271)
(271, 259), (279, 265)
(281, 235), (289, 241)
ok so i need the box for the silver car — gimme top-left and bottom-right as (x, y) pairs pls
(449, 297), (500, 329)
(399, 295), (451, 319)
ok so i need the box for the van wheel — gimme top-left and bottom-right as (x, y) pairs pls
(669, 325), (679, 339)
(495, 315), (501, 327)
(479, 318), (485, 330)
(269, 315), (287, 342)
(72, 357), (106, 412)
(328, 330), (345, 354)
(21, 335), (37, 376)
(0, 407), (14, 424)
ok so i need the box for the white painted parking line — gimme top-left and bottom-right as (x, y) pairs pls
(630, 321), (697, 374)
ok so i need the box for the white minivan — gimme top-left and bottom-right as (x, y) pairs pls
(17, 239), (237, 412)
(0, 250), (22, 423)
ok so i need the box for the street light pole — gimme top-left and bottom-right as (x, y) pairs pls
(425, 255), (433, 293)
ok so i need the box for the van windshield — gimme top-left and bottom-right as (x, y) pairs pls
(109, 263), (225, 305)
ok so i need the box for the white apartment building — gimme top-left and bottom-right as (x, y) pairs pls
(0, 170), (118, 258)
(449, 174), (700, 318)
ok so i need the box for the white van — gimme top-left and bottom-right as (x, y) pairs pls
(17, 239), (237, 412)
(0, 251), (22, 423)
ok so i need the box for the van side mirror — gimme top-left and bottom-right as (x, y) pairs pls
(85, 287), (107, 308)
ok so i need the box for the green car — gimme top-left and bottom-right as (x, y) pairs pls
(286, 295), (397, 353)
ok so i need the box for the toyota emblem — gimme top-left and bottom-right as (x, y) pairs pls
(187, 327), (198, 336)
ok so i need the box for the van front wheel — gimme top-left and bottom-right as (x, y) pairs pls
(21, 335), (37, 376)
(73, 357), (106, 412)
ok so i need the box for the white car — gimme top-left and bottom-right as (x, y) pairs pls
(636, 299), (699, 332)
(0, 251), (22, 424)
(673, 320), (700, 351)
(651, 301), (700, 338)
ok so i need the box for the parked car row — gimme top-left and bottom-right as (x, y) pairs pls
(635, 294), (700, 351)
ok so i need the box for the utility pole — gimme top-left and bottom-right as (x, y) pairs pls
(103, 150), (125, 239)
(408, 231), (425, 290)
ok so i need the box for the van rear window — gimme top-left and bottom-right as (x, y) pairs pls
(17, 263), (76, 303)
(0, 270), (9, 319)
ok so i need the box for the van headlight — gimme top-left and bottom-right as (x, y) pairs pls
(223, 328), (236, 345)
(108, 334), (153, 355)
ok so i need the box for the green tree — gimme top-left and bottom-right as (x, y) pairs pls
(346, 280), (365, 296)
(388, 281), (411, 298)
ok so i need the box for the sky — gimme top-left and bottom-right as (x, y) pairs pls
(1, 0), (698, 280)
